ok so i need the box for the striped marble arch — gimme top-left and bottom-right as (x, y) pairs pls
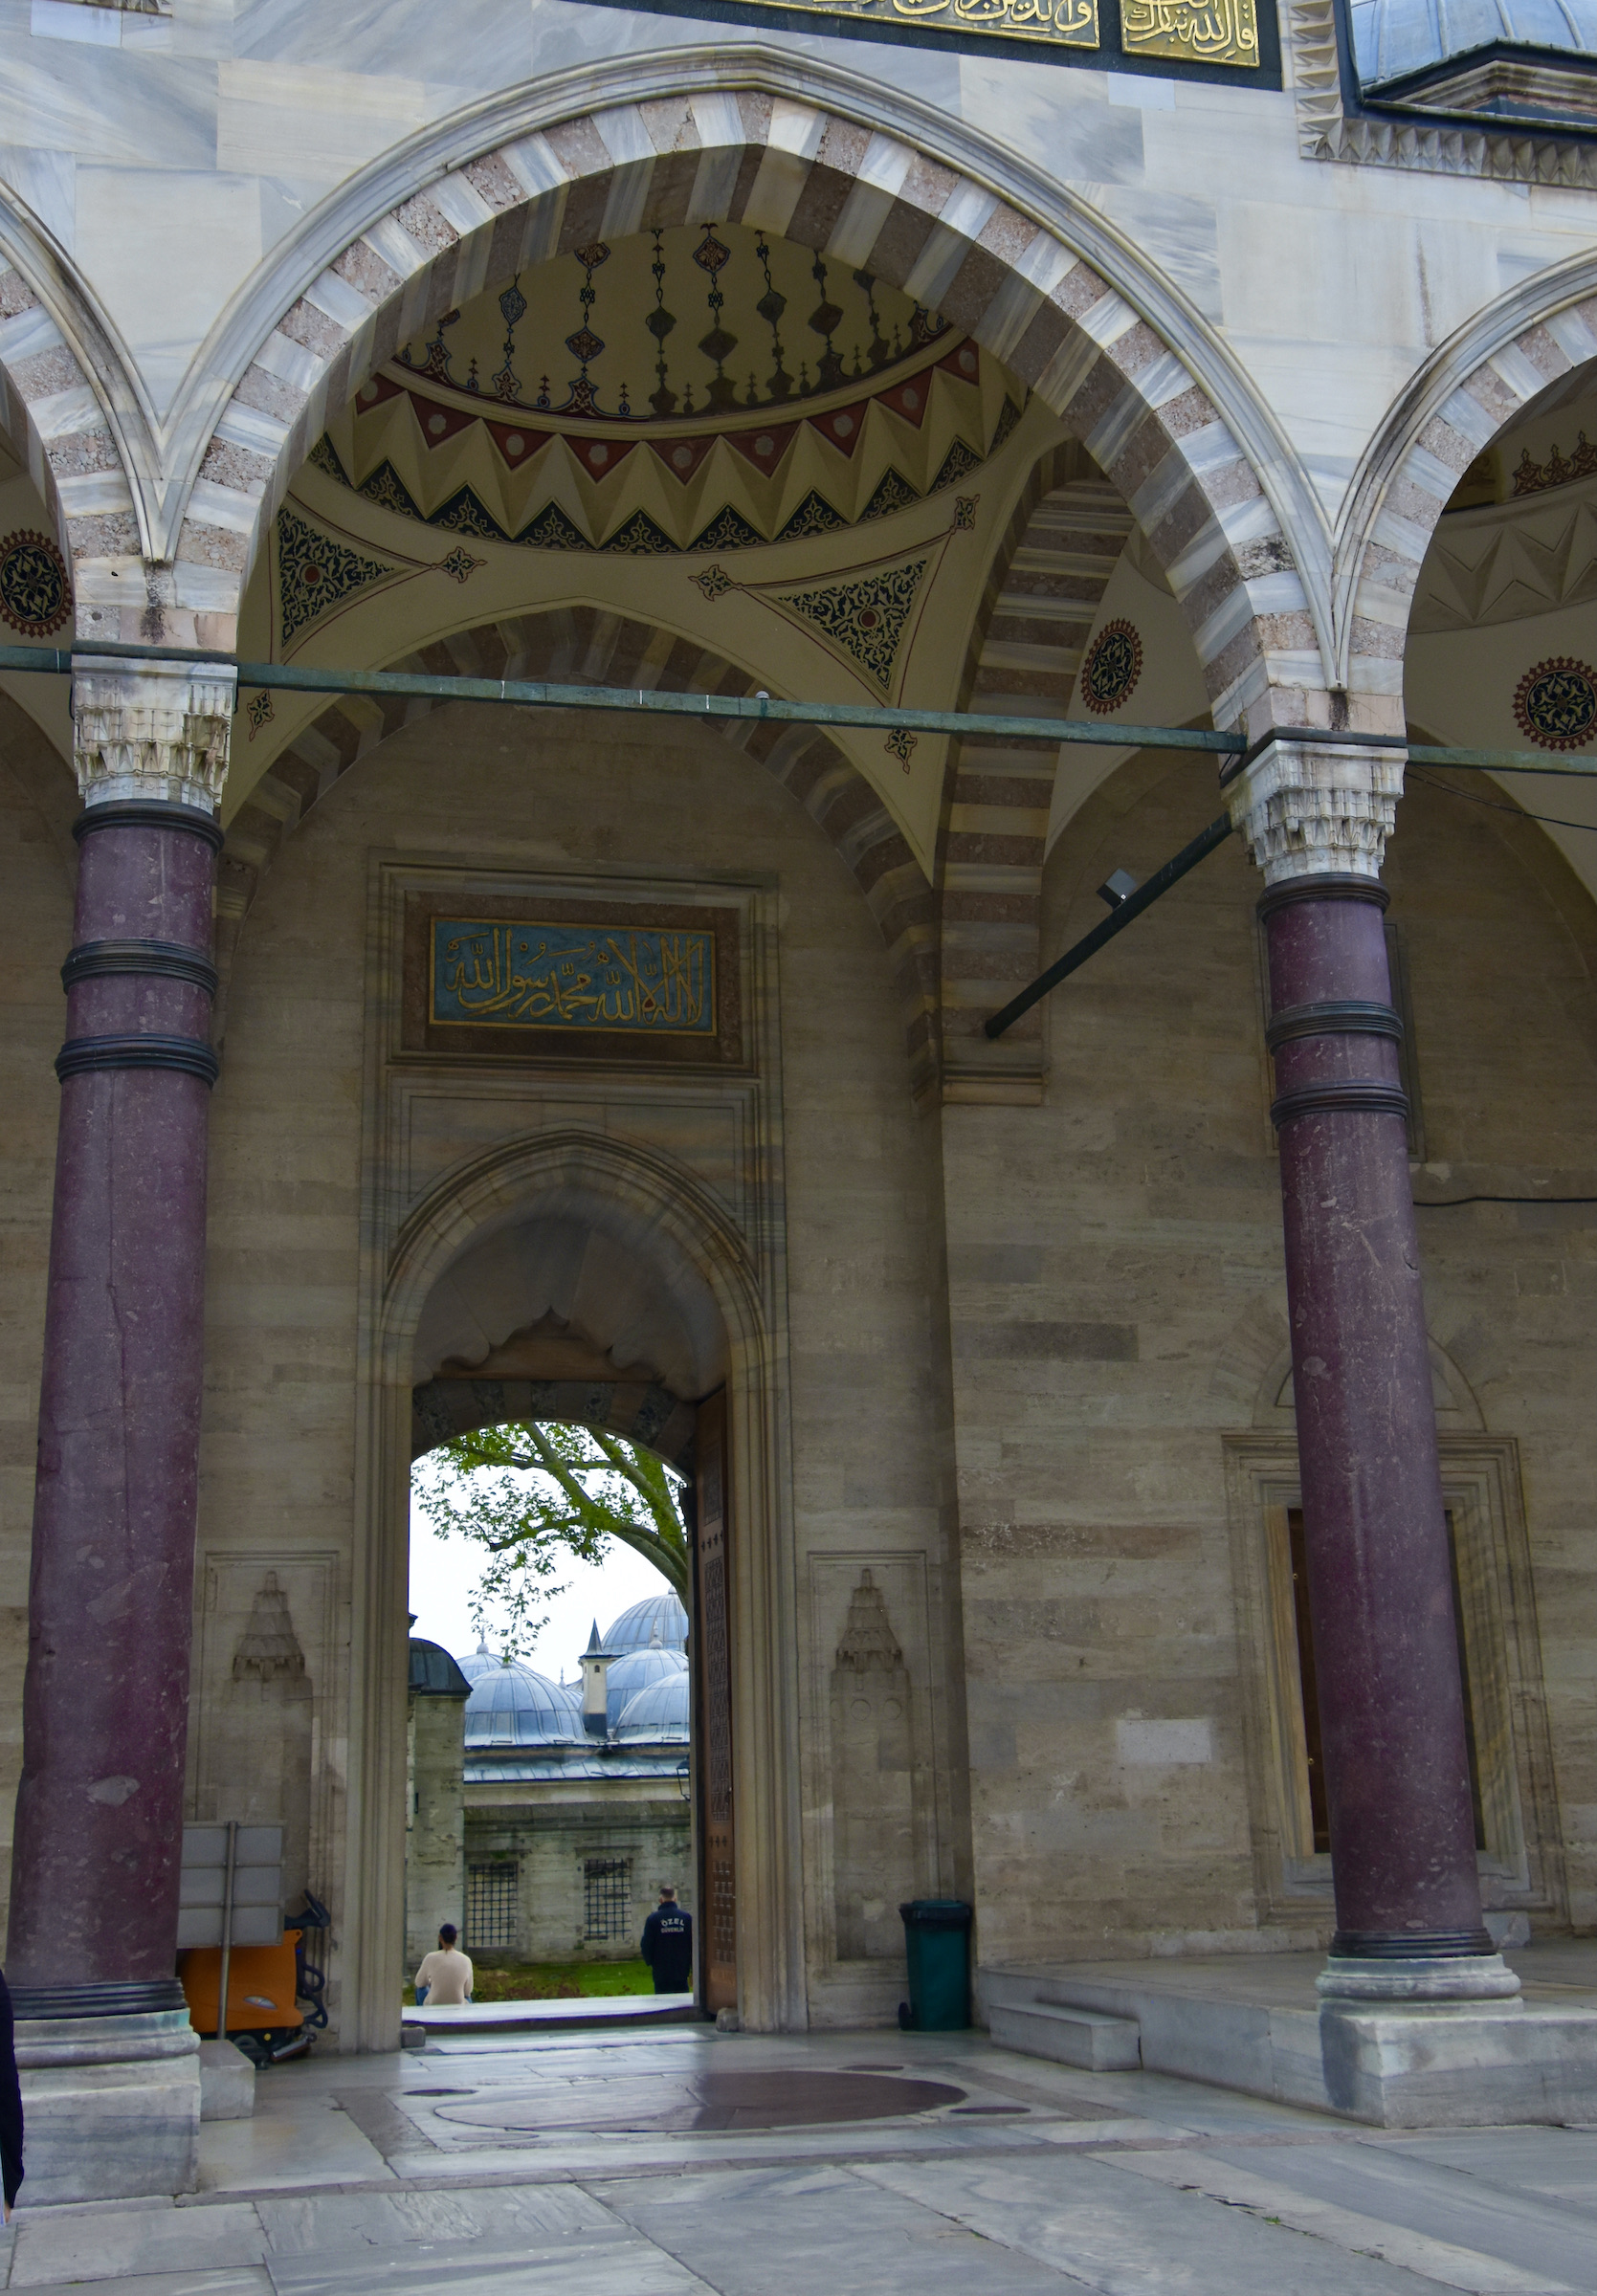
(1343, 285), (1597, 716)
(940, 446), (1134, 1099)
(0, 261), (132, 580)
(169, 91), (1309, 739)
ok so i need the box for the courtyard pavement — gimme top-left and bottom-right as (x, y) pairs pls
(6, 2022), (1597, 2295)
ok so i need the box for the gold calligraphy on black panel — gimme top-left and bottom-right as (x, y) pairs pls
(740, 0), (1100, 46)
(1120, 0), (1257, 64)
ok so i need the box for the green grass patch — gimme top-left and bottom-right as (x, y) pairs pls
(404, 1958), (654, 2005)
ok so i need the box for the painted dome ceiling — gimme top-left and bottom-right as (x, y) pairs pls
(305, 221), (1015, 565)
(398, 223), (951, 423)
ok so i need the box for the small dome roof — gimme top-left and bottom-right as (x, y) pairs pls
(605, 1590), (688, 1653)
(614, 1669), (691, 1741)
(409, 1638), (472, 1698)
(457, 1638), (514, 1684)
(604, 1641), (687, 1728)
(1350, 0), (1595, 87)
(463, 1660), (581, 1747)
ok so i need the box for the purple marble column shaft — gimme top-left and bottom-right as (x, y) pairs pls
(7, 801), (221, 1994)
(1262, 875), (1489, 1957)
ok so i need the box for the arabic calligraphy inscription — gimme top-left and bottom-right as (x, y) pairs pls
(1120, 0), (1257, 66)
(404, 894), (744, 1068)
(433, 920), (717, 1036)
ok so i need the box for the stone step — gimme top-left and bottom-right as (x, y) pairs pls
(989, 1998), (1142, 2071)
(199, 2036), (256, 2120)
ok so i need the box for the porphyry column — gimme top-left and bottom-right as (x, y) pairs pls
(1228, 740), (1519, 2044)
(7, 657), (233, 2200)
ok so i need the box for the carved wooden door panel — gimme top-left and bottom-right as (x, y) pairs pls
(694, 1389), (737, 2015)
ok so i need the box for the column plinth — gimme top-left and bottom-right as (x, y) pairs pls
(6, 661), (233, 2200)
(1229, 739), (1506, 2002)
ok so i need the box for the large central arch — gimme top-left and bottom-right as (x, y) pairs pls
(162, 63), (1322, 740)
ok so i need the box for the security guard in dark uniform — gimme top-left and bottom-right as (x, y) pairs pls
(639, 1885), (693, 1994)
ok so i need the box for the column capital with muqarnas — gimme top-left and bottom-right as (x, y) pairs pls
(71, 656), (237, 812)
(1226, 737), (1407, 886)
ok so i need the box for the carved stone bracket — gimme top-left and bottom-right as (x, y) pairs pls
(1226, 739), (1406, 884)
(72, 657), (235, 811)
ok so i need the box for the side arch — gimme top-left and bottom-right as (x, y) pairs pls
(938, 440), (1134, 1095)
(1336, 252), (1597, 710)
(180, 73), (1318, 735)
(217, 604), (938, 1090)
(0, 198), (149, 618)
(345, 1128), (800, 2045)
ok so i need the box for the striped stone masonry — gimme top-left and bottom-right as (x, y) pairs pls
(0, 264), (138, 607)
(172, 92), (1305, 733)
(1348, 292), (1597, 719)
(941, 453), (1132, 1100)
(219, 605), (937, 1091)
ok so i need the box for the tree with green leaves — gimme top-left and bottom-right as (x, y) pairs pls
(414, 1421), (688, 1657)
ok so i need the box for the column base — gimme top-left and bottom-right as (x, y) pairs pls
(14, 2009), (200, 2202)
(1320, 1995), (1597, 2128)
(1318, 1952), (1521, 2003)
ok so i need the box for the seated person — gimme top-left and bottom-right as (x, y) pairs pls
(414, 1922), (474, 2005)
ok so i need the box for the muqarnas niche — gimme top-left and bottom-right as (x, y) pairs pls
(831, 1570), (918, 1960)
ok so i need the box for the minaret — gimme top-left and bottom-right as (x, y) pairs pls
(579, 1620), (617, 1738)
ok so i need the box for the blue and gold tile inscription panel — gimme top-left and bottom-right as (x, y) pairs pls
(405, 894), (743, 1068)
(433, 919), (717, 1036)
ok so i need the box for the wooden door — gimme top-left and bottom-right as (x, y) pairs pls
(693, 1389), (737, 2014)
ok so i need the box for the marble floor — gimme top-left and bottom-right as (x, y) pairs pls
(7, 2023), (1597, 2295)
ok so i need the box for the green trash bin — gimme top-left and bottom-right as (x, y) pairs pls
(898, 1899), (972, 2031)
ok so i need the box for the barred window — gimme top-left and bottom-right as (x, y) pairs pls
(466, 1861), (519, 1951)
(584, 1857), (631, 1941)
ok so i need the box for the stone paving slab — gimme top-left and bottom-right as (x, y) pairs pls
(12, 2278), (270, 2296)
(1207, 2140), (1597, 2285)
(1383, 2128), (1597, 2209)
(254, 2186), (615, 2251)
(9, 2031), (1597, 2296)
(262, 2231), (712, 2296)
(10, 2204), (269, 2285)
(1105, 2145), (1575, 2293)
(852, 2150), (1465, 2294)
(594, 2161), (1082, 2295)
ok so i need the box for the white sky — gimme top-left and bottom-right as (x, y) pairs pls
(407, 1460), (677, 1687)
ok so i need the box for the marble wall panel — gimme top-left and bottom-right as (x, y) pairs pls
(187, 1550), (339, 1917)
(196, 698), (959, 2030)
(948, 746), (1596, 1968)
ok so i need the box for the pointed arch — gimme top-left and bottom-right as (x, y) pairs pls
(1335, 252), (1597, 711)
(180, 76), (1317, 737)
(0, 195), (174, 634)
(343, 1126), (800, 2044)
(938, 440), (1135, 1096)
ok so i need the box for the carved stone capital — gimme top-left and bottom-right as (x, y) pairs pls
(72, 658), (236, 811)
(1226, 739), (1407, 886)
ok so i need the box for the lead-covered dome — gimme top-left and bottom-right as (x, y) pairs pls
(614, 1670), (691, 1741)
(604, 1640), (687, 1729)
(462, 1659), (581, 1746)
(456, 1637), (514, 1684)
(605, 1590), (688, 1653)
(1353, 0), (1594, 79)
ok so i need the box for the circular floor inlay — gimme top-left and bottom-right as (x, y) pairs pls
(434, 2067), (965, 2133)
